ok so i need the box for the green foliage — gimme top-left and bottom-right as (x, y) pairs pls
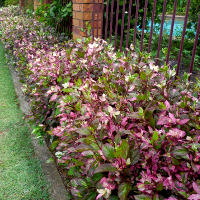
(1, 5), (200, 200)
(35, 0), (72, 34)
(4, 0), (18, 6)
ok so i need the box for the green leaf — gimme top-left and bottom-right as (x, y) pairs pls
(71, 178), (87, 188)
(119, 66), (124, 73)
(140, 71), (147, 81)
(172, 146), (189, 160)
(75, 78), (82, 87)
(57, 75), (62, 83)
(50, 140), (59, 151)
(158, 102), (166, 110)
(138, 107), (144, 117)
(130, 149), (140, 165)
(156, 183), (163, 191)
(191, 143), (200, 152)
(76, 144), (93, 152)
(171, 157), (181, 165)
(102, 143), (115, 160)
(71, 158), (84, 166)
(76, 128), (91, 136)
(63, 95), (73, 103)
(151, 131), (159, 145)
(68, 166), (76, 176)
(85, 191), (97, 200)
(94, 164), (116, 174)
(114, 133), (121, 145)
(55, 107), (61, 116)
(118, 182), (132, 200)
(183, 72), (190, 82)
(134, 194), (151, 200)
(62, 88), (74, 93)
(46, 157), (54, 164)
(115, 140), (129, 159)
(109, 196), (119, 200)
(75, 102), (81, 111)
(153, 194), (160, 200)
(92, 173), (103, 182)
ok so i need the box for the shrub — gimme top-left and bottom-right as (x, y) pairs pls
(4, 0), (19, 6)
(1, 6), (200, 200)
(35, 0), (72, 34)
(0, 5), (20, 17)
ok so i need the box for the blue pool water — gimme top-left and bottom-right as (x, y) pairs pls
(140, 19), (196, 37)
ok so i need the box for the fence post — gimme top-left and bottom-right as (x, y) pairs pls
(72, 0), (103, 40)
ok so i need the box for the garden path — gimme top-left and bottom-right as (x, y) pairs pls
(0, 43), (50, 200)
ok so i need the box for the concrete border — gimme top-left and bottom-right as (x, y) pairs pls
(165, 15), (185, 21)
(8, 64), (69, 200)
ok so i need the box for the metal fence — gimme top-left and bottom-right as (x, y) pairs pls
(92, 0), (200, 77)
(57, 0), (72, 37)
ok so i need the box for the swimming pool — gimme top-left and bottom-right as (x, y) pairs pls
(141, 17), (196, 37)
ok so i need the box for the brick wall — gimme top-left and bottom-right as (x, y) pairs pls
(72, 0), (103, 40)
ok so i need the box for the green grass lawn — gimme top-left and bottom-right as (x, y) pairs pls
(0, 42), (50, 200)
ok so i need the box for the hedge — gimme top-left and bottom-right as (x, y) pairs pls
(0, 6), (200, 200)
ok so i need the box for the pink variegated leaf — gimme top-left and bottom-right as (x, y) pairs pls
(50, 94), (58, 101)
(157, 116), (170, 126)
(188, 194), (200, 200)
(128, 84), (135, 92)
(193, 182), (200, 194)
(128, 97), (137, 101)
(165, 100), (171, 110)
(178, 118), (190, 125)
(121, 117), (128, 126)
(169, 113), (176, 124)
(96, 193), (104, 200)
(167, 128), (186, 138)
(165, 197), (178, 200)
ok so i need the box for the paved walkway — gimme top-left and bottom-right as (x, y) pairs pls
(0, 42), (49, 200)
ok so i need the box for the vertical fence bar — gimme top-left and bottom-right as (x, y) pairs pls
(148, 0), (157, 53)
(114, 0), (120, 50)
(155, 0), (167, 65)
(140, 0), (148, 52)
(101, 0), (104, 39)
(133, 0), (139, 49)
(166, 0), (177, 65)
(109, 0), (115, 43)
(126, 0), (133, 52)
(120, 0), (126, 51)
(189, 14), (200, 78)
(105, 0), (109, 40)
(97, 0), (100, 38)
(176, 0), (191, 76)
(92, 0), (95, 41)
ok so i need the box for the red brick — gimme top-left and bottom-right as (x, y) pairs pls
(73, 0), (103, 3)
(73, 11), (102, 21)
(72, 0), (103, 39)
(73, 18), (102, 29)
(34, 0), (41, 11)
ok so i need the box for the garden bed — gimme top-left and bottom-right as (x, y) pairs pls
(0, 6), (200, 200)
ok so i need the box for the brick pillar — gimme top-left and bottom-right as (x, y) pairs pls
(34, 0), (41, 11)
(19, 0), (25, 10)
(72, 0), (103, 40)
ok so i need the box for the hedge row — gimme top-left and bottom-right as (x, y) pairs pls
(0, 6), (200, 200)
